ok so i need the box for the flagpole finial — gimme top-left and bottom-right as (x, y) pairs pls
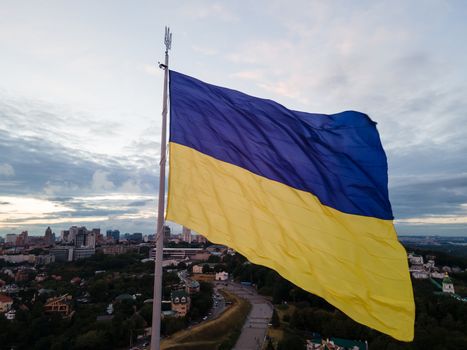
(164, 26), (172, 52)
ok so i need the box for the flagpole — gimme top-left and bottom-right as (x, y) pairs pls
(150, 26), (172, 350)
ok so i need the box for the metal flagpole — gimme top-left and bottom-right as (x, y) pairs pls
(150, 26), (172, 350)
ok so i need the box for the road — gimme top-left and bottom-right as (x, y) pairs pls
(210, 286), (226, 319)
(219, 282), (273, 350)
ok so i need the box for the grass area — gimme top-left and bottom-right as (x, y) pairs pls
(276, 304), (295, 324)
(267, 328), (284, 343)
(161, 290), (252, 350)
(161, 341), (219, 350)
(265, 304), (296, 348)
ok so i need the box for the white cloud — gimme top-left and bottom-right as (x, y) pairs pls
(187, 3), (238, 22)
(396, 216), (467, 225)
(258, 80), (311, 104)
(1, 216), (108, 227)
(119, 179), (142, 193)
(223, 3), (467, 157)
(230, 70), (264, 81)
(191, 45), (219, 56)
(142, 63), (162, 77)
(43, 181), (80, 196)
(73, 194), (152, 201)
(0, 163), (14, 177)
(91, 170), (115, 191)
(113, 211), (154, 220)
(0, 196), (73, 225)
(0, 94), (129, 158)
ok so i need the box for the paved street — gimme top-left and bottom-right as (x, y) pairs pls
(220, 282), (273, 350)
(211, 286), (226, 319)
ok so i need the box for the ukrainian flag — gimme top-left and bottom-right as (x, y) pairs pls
(166, 71), (415, 341)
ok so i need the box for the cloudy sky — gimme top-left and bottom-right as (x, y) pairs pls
(0, 0), (466, 237)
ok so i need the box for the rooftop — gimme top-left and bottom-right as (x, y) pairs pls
(171, 290), (189, 299)
(443, 273), (453, 284)
(0, 294), (13, 303)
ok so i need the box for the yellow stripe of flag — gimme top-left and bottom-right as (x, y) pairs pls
(167, 142), (414, 341)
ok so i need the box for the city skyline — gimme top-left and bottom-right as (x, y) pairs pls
(0, 224), (188, 238)
(1, 1), (467, 236)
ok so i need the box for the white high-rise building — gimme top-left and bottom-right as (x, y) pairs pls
(196, 234), (207, 244)
(61, 230), (70, 243)
(69, 226), (79, 242)
(182, 226), (192, 244)
(87, 232), (96, 248)
(5, 234), (17, 244)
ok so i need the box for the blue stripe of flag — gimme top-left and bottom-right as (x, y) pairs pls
(169, 70), (393, 220)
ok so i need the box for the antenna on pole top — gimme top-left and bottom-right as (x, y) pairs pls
(164, 26), (172, 52)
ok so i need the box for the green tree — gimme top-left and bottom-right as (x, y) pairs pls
(265, 339), (275, 350)
(74, 330), (110, 350)
(214, 264), (227, 272)
(271, 309), (280, 328)
(278, 333), (304, 350)
(272, 278), (291, 304)
(139, 303), (153, 325)
(88, 279), (109, 302)
(162, 316), (187, 336)
(208, 255), (221, 263)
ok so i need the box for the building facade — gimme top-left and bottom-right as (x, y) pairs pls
(215, 271), (229, 281)
(150, 247), (206, 260)
(44, 294), (72, 317)
(171, 290), (190, 317)
(0, 294), (13, 313)
(192, 265), (203, 274)
(16, 231), (29, 246)
(182, 226), (192, 243)
(50, 247), (74, 262)
(73, 247), (95, 260)
(106, 229), (120, 242)
(5, 234), (17, 244)
(442, 273), (455, 294)
(44, 227), (54, 245)
(163, 225), (171, 243)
